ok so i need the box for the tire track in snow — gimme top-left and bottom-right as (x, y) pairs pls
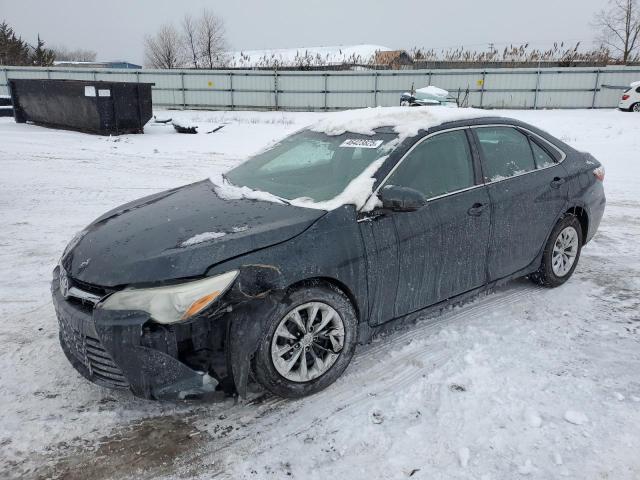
(182, 282), (539, 475)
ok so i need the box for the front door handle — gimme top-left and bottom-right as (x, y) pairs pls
(467, 202), (487, 216)
(550, 177), (566, 188)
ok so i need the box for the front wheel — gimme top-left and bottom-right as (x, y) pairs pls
(530, 214), (583, 287)
(253, 285), (357, 398)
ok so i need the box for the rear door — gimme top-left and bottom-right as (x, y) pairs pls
(472, 125), (569, 280)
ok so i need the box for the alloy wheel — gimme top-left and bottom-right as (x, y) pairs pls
(552, 226), (579, 277)
(270, 301), (345, 382)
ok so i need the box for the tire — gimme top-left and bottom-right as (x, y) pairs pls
(253, 285), (357, 398)
(530, 214), (583, 288)
(632, 103), (640, 112)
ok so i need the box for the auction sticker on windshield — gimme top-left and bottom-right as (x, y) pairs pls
(339, 139), (384, 149)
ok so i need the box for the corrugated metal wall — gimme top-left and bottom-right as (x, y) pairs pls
(1, 65), (639, 110)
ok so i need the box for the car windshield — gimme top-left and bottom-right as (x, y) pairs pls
(225, 130), (398, 202)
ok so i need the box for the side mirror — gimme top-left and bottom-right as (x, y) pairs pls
(378, 185), (427, 212)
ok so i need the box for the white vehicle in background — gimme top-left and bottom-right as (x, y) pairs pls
(400, 86), (458, 107)
(618, 81), (640, 112)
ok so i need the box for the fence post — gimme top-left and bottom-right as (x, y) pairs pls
(274, 69), (279, 111)
(3, 68), (8, 94)
(591, 69), (600, 109)
(229, 72), (234, 110)
(533, 62), (541, 110)
(373, 71), (378, 106)
(136, 71), (140, 83)
(324, 73), (328, 111)
(181, 71), (186, 109)
(93, 70), (97, 81)
(479, 69), (486, 108)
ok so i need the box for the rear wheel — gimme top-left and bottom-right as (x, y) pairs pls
(253, 285), (357, 398)
(530, 214), (583, 288)
(632, 103), (640, 112)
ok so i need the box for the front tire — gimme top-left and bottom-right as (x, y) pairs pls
(253, 285), (357, 398)
(530, 214), (583, 288)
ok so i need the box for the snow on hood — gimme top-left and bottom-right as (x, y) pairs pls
(310, 106), (492, 142)
(210, 174), (287, 204)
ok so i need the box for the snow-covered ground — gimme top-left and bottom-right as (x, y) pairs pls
(0, 108), (639, 479)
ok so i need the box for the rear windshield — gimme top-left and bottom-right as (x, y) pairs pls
(226, 130), (397, 202)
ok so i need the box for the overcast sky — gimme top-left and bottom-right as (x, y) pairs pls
(2, 0), (605, 64)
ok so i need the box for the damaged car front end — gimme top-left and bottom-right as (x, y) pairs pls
(52, 177), (331, 400)
(52, 261), (288, 400)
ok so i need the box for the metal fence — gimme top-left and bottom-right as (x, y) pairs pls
(1, 65), (639, 111)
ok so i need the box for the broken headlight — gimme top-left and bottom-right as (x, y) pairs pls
(99, 270), (238, 324)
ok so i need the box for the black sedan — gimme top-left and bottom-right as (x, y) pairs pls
(53, 109), (606, 400)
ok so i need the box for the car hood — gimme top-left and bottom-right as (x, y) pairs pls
(61, 179), (325, 287)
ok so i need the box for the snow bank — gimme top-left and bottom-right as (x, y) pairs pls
(310, 106), (492, 141)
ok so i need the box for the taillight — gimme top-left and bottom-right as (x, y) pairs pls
(593, 166), (605, 181)
(622, 94), (630, 100)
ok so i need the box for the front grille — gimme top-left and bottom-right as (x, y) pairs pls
(58, 315), (129, 389)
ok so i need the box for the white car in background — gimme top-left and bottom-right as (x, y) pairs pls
(619, 81), (640, 112)
(400, 86), (458, 107)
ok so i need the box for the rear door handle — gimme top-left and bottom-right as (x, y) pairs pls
(467, 202), (487, 216)
(550, 177), (566, 188)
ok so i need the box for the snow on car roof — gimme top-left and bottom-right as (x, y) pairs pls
(631, 80), (640, 87)
(415, 86), (449, 98)
(310, 106), (493, 141)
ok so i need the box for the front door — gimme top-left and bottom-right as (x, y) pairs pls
(361, 129), (491, 324)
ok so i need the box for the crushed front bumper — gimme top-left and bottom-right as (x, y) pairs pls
(52, 269), (223, 400)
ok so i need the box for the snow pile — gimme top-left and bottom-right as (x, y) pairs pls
(180, 231), (226, 247)
(311, 106), (493, 141)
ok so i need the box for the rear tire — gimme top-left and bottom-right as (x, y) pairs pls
(530, 214), (583, 288)
(253, 285), (357, 398)
(632, 103), (640, 112)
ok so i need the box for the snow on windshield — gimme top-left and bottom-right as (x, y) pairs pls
(211, 107), (493, 212)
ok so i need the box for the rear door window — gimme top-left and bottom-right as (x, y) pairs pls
(476, 127), (536, 182)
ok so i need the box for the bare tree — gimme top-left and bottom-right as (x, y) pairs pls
(594, 0), (640, 63)
(52, 45), (97, 62)
(144, 23), (184, 69)
(181, 14), (200, 69)
(197, 9), (227, 69)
